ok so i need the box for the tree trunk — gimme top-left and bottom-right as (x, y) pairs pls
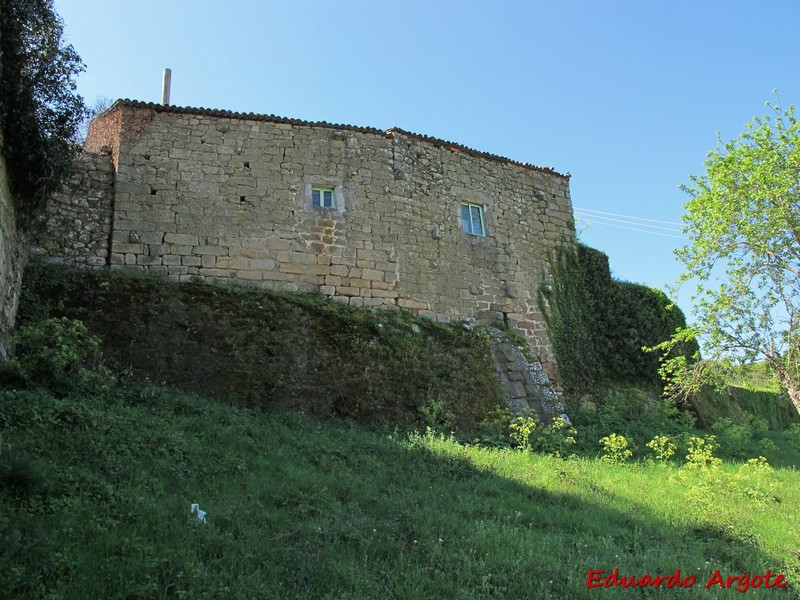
(787, 381), (800, 419)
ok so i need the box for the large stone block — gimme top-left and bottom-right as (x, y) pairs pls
(164, 233), (199, 246)
(193, 245), (229, 256)
(114, 242), (144, 254)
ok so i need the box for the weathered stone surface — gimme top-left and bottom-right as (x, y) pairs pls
(37, 102), (578, 386)
(0, 147), (27, 359)
(486, 329), (566, 423)
(31, 151), (114, 270)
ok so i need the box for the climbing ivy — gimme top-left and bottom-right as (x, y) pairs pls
(539, 242), (696, 394)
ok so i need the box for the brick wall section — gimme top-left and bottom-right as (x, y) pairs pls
(72, 102), (576, 378)
(31, 151), (114, 267)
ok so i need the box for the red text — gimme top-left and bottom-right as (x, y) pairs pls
(587, 568), (695, 589)
(704, 569), (787, 592)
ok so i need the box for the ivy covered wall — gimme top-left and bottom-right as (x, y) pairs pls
(539, 243), (697, 395)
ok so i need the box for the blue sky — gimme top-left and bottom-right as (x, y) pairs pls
(54, 0), (800, 317)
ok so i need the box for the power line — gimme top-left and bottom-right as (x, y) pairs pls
(578, 215), (687, 240)
(573, 206), (687, 238)
(574, 212), (683, 233)
(576, 218), (687, 240)
(573, 206), (683, 226)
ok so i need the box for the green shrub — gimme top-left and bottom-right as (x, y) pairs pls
(508, 414), (538, 452)
(530, 416), (577, 457)
(599, 433), (633, 463)
(746, 414), (769, 435)
(646, 435), (676, 463)
(6, 317), (115, 396)
(712, 417), (753, 457)
(684, 435), (723, 469)
(757, 438), (778, 455)
(508, 414), (577, 457)
(573, 388), (694, 457)
(474, 404), (514, 446)
(730, 457), (779, 503)
(420, 394), (457, 432)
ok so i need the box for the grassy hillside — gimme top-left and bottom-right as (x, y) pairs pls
(4, 262), (800, 597)
(1, 378), (799, 598)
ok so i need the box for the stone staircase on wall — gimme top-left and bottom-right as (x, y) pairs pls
(487, 328), (568, 425)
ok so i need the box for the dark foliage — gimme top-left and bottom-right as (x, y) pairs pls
(605, 282), (692, 384)
(0, 451), (45, 499)
(538, 244), (606, 391)
(0, 0), (86, 223)
(540, 242), (698, 394)
(1, 316), (116, 397)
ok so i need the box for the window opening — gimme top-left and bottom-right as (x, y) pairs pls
(312, 185), (335, 208)
(461, 202), (485, 236)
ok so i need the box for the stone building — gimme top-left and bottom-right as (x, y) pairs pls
(35, 100), (577, 382)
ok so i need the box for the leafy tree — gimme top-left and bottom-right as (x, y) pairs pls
(75, 95), (113, 144)
(0, 0), (86, 223)
(658, 98), (800, 416)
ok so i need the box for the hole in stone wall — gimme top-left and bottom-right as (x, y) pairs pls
(240, 196), (246, 204)
(150, 188), (157, 196)
(243, 161), (250, 168)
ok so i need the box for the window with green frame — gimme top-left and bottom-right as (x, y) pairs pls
(312, 185), (335, 208)
(461, 202), (485, 236)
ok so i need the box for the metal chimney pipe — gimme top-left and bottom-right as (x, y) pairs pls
(161, 68), (172, 105)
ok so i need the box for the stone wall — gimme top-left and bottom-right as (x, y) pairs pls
(487, 328), (564, 424)
(0, 139), (27, 359)
(31, 151), (114, 267)
(57, 101), (576, 378)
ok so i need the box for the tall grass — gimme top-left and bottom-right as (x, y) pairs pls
(2, 383), (798, 599)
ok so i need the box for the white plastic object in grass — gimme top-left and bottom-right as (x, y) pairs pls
(190, 503), (207, 523)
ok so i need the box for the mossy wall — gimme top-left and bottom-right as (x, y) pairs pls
(0, 145), (27, 359)
(539, 243), (697, 394)
(18, 261), (505, 427)
(689, 385), (800, 431)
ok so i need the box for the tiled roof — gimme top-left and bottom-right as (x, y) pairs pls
(112, 99), (569, 179)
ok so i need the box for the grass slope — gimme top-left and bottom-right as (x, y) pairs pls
(2, 385), (798, 599)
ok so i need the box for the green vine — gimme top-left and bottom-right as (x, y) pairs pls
(539, 242), (696, 394)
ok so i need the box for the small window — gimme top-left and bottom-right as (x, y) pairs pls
(461, 202), (485, 236)
(312, 185), (335, 208)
